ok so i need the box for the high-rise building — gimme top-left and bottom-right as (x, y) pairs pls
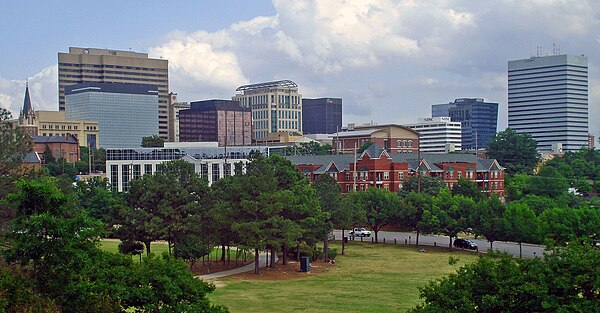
(232, 80), (302, 140)
(405, 117), (462, 153)
(179, 99), (252, 146)
(432, 98), (498, 151)
(508, 54), (588, 151)
(167, 93), (190, 142)
(302, 97), (342, 134)
(65, 82), (158, 148)
(58, 47), (169, 139)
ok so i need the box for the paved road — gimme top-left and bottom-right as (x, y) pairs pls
(334, 230), (546, 258)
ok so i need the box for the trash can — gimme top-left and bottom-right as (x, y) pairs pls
(343, 236), (348, 243)
(300, 256), (310, 272)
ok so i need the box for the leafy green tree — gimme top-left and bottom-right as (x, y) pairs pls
(504, 203), (540, 257)
(486, 128), (539, 175)
(352, 188), (402, 243)
(141, 134), (164, 147)
(117, 160), (210, 256)
(471, 196), (506, 250)
(0, 108), (33, 196)
(357, 141), (373, 153)
(538, 207), (600, 246)
(410, 244), (600, 313)
(504, 173), (530, 201)
(419, 190), (473, 249)
(399, 175), (445, 196)
(313, 174), (342, 261)
(452, 177), (482, 200)
(528, 166), (568, 198)
(511, 194), (561, 215)
(75, 176), (122, 224)
(176, 235), (212, 270)
(400, 191), (434, 246)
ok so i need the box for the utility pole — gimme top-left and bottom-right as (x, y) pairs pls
(353, 142), (358, 191)
(417, 133), (421, 193)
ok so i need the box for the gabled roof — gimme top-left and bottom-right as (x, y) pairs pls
(24, 152), (41, 163)
(360, 143), (390, 160)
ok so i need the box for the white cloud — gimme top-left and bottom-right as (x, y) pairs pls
(0, 65), (57, 118)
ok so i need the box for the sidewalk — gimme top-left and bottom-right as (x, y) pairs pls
(195, 252), (277, 280)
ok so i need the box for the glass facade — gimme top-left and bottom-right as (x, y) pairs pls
(302, 98), (342, 134)
(65, 82), (159, 148)
(432, 98), (498, 150)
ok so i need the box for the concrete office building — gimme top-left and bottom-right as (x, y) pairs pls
(167, 93), (190, 142)
(302, 98), (342, 134)
(233, 80), (302, 140)
(105, 143), (272, 191)
(432, 98), (498, 151)
(65, 82), (158, 148)
(58, 47), (169, 139)
(179, 99), (252, 146)
(405, 117), (462, 153)
(508, 54), (588, 151)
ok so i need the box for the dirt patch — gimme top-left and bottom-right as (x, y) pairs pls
(228, 259), (335, 281)
(190, 260), (253, 276)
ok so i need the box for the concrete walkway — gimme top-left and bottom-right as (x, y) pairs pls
(196, 253), (277, 280)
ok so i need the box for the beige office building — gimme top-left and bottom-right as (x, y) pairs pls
(58, 47), (169, 139)
(232, 80), (302, 140)
(36, 111), (100, 149)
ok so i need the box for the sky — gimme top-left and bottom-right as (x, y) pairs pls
(1, 0), (600, 138)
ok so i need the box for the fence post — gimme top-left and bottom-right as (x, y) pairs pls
(371, 237), (374, 243)
(405, 239), (407, 245)
(360, 237), (363, 242)
(383, 238), (386, 244)
(394, 239), (397, 245)
(434, 242), (437, 247)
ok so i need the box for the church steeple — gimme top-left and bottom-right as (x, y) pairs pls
(19, 81), (38, 137)
(22, 81), (34, 116)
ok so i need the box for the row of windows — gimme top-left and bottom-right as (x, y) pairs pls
(60, 68), (168, 78)
(59, 74), (168, 84)
(60, 63), (168, 72)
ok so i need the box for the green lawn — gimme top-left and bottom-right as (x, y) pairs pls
(99, 239), (242, 263)
(209, 242), (479, 313)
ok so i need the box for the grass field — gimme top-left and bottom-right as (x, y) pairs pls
(209, 242), (479, 313)
(98, 239), (244, 264)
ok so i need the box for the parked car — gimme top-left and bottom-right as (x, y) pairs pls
(349, 228), (372, 237)
(453, 238), (478, 250)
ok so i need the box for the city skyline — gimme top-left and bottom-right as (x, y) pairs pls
(1, 1), (599, 139)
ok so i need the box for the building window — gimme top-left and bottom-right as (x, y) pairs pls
(200, 164), (208, 177)
(457, 172), (462, 179)
(384, 172), (389, 180)
(346, 172), (351, 180)
(212, 164), (220, 182)
(384, 184), (389, 190)
(110, 165), (118, 191)
(144, 164), (152, 175)
(398, 172), (404, 179)
(346, 184), (351, 192)
(408, 140), (413, 147)
(133, 164), (141, 180)
(122, 165), (130, 192)
(397, 140), (401, 147)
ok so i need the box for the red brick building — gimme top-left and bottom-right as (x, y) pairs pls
(332, 124), (420, 154)
(34, 135), (80, 163)
(287, 144), (505, 198)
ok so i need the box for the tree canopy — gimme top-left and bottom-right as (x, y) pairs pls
(486, 128), (539, 175)
(141, 135), (164, 147)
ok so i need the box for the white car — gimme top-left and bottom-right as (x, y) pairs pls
(349, 228), (372, 237)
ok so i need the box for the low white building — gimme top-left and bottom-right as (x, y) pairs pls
(404, 117), (462, 153)
(106, 142), (275, 192)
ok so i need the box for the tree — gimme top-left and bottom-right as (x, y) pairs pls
(357, 141), (373, 153)
(528, 166), (568, 198)
(471, 196), (506, 250)
(313, 174), (342, 261)
(419, 190), (473, 250)
(0, 108), (33, 196)
(485, 128), (539, 175)
(352, 188), (402, 243)
(117, 160), (210, 256)
(141, 134), (164, 147)
(410, 244), (600, 313)
(504, 203), (540, 257)
(399, 175), (445, 196)
(75, 176), (122, 224)
(452, 177), (482, 200)
(400, 192), (434, 246)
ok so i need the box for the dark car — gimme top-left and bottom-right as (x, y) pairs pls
(453, 238), (478, 250)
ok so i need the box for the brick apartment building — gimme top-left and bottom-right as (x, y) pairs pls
(332, 124), (420, 154)
(286, 144), (505, 198)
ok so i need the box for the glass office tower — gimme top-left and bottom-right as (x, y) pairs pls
(65, 82), (159, 148)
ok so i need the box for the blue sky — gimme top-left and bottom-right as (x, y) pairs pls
(1, 1), (600, 138)
(0, 1), (275, 78)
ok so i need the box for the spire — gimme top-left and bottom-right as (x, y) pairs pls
(23, 81), (33, 115)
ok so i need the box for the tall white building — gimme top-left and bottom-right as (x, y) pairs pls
(508, 54), (588, 151)
(405, 117), (462, 153)
(232, 80), (302, 140)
